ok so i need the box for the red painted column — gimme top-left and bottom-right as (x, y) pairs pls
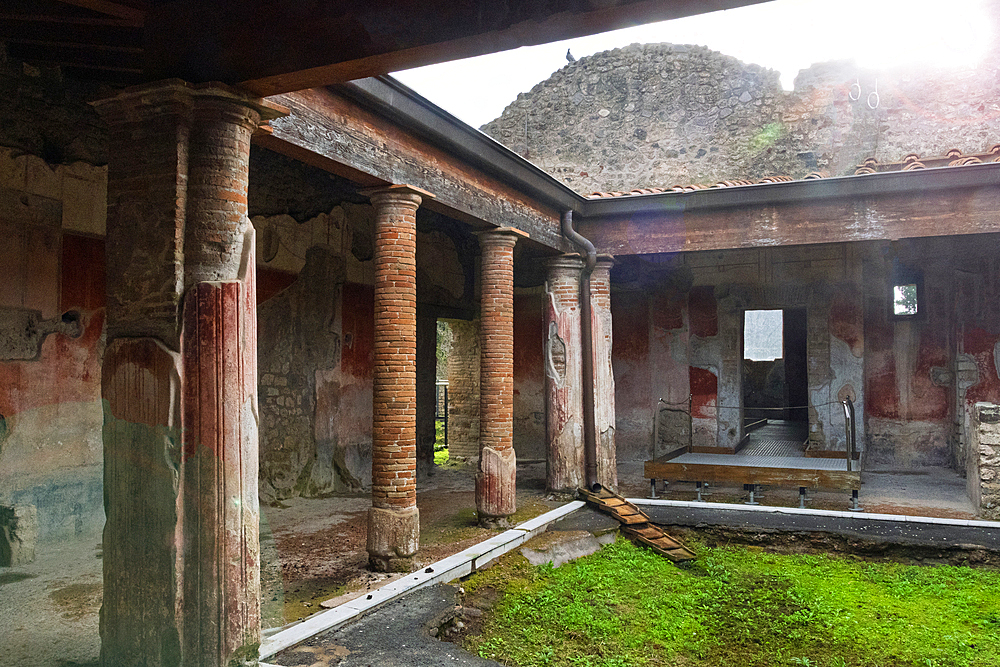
(94, 81), (282, 667)
(591, 255), (618, 490)
(544, 255), (585, 493)
(362, 185), (432, 572)
(476, 228), (527, 525)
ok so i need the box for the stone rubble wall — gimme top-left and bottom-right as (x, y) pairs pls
(970, 403), (1000, 520)
(481, 40), (1000, 194)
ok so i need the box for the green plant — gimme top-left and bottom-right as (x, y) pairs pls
(460, 538), (1000, 667)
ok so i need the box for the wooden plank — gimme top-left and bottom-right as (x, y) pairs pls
(627, 526), (663, 540)
(611, 506), (641, 517)
(259, 88), (566, 251)
(580, 486), (695, 562)
(644, 459), (860, 490)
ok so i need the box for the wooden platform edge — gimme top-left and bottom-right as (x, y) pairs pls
(643, 459), (861, 491)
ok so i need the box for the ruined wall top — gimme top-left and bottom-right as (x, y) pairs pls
(480, 41), (1000, 194)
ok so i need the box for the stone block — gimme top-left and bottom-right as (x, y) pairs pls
(977, 403), (1000, 424)
(521, 530), (602, 569)
(0, 504), (39, 566)
(978, 430), (1000, 447)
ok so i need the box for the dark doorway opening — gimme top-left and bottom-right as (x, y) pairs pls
(743, 308), (808, 441)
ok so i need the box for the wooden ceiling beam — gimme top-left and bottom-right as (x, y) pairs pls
(142, 0), (770, 94)
(50, 0), (145, 24)
(7, 37), (142, 53)
(0, 13), (138, 27)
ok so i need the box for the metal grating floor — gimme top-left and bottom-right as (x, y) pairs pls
(739, 420), (807, 457)
(740, 438), (804, 457)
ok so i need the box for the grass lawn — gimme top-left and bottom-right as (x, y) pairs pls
(434, 419), (449, 465)
(462, 538), (1000, 667)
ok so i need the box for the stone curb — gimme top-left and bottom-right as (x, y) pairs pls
(259, 500), (585, 660)
(629, 498), (1000, 529)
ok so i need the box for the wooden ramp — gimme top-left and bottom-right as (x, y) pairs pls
(580, 485), (696, 562)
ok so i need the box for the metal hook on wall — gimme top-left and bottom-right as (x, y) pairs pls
(867, 78), (880, 109)
(849, 78), (862, 101)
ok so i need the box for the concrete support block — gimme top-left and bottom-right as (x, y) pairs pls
(367, 506), (419, 572)
(0, 504), (38, 566)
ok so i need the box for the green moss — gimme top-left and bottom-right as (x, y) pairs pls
(434, 447), (450, 466)
(466, 538), (1000, 667)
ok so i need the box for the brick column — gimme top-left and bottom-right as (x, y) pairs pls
(94, 81), (283, 667)
(476, 228), (527, 525)
(544, 256), (585, 493)
(362, 184), (432, 571)
(591, 255), (618, 490)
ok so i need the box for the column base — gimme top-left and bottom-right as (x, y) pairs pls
(475, 446), (516, 526)
(367, 506), (419, 572)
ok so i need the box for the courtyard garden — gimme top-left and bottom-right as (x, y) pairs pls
(458, 538), (1000, 667)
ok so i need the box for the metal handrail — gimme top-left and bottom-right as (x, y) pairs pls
(841, 397), (856, 472)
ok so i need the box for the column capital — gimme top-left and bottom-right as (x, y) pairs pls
(596, 254), (616, 268)
(361, 184), (435, 207)
(477, 226), (529, 245)
(546, 253), (585, 273)
(92, 78), (287, 127)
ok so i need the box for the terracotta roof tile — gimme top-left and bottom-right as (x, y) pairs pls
(582, 142), (1000, 200)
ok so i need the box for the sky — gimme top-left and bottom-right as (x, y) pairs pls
(392, 0), (995, 129)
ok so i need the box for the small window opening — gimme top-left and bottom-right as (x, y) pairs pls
(744, 309), (783, 361)
(893, 284), (919, 316)
(891, 259), (923, 319)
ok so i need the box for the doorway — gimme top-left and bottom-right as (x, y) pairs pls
(742, 308), (808, 450)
